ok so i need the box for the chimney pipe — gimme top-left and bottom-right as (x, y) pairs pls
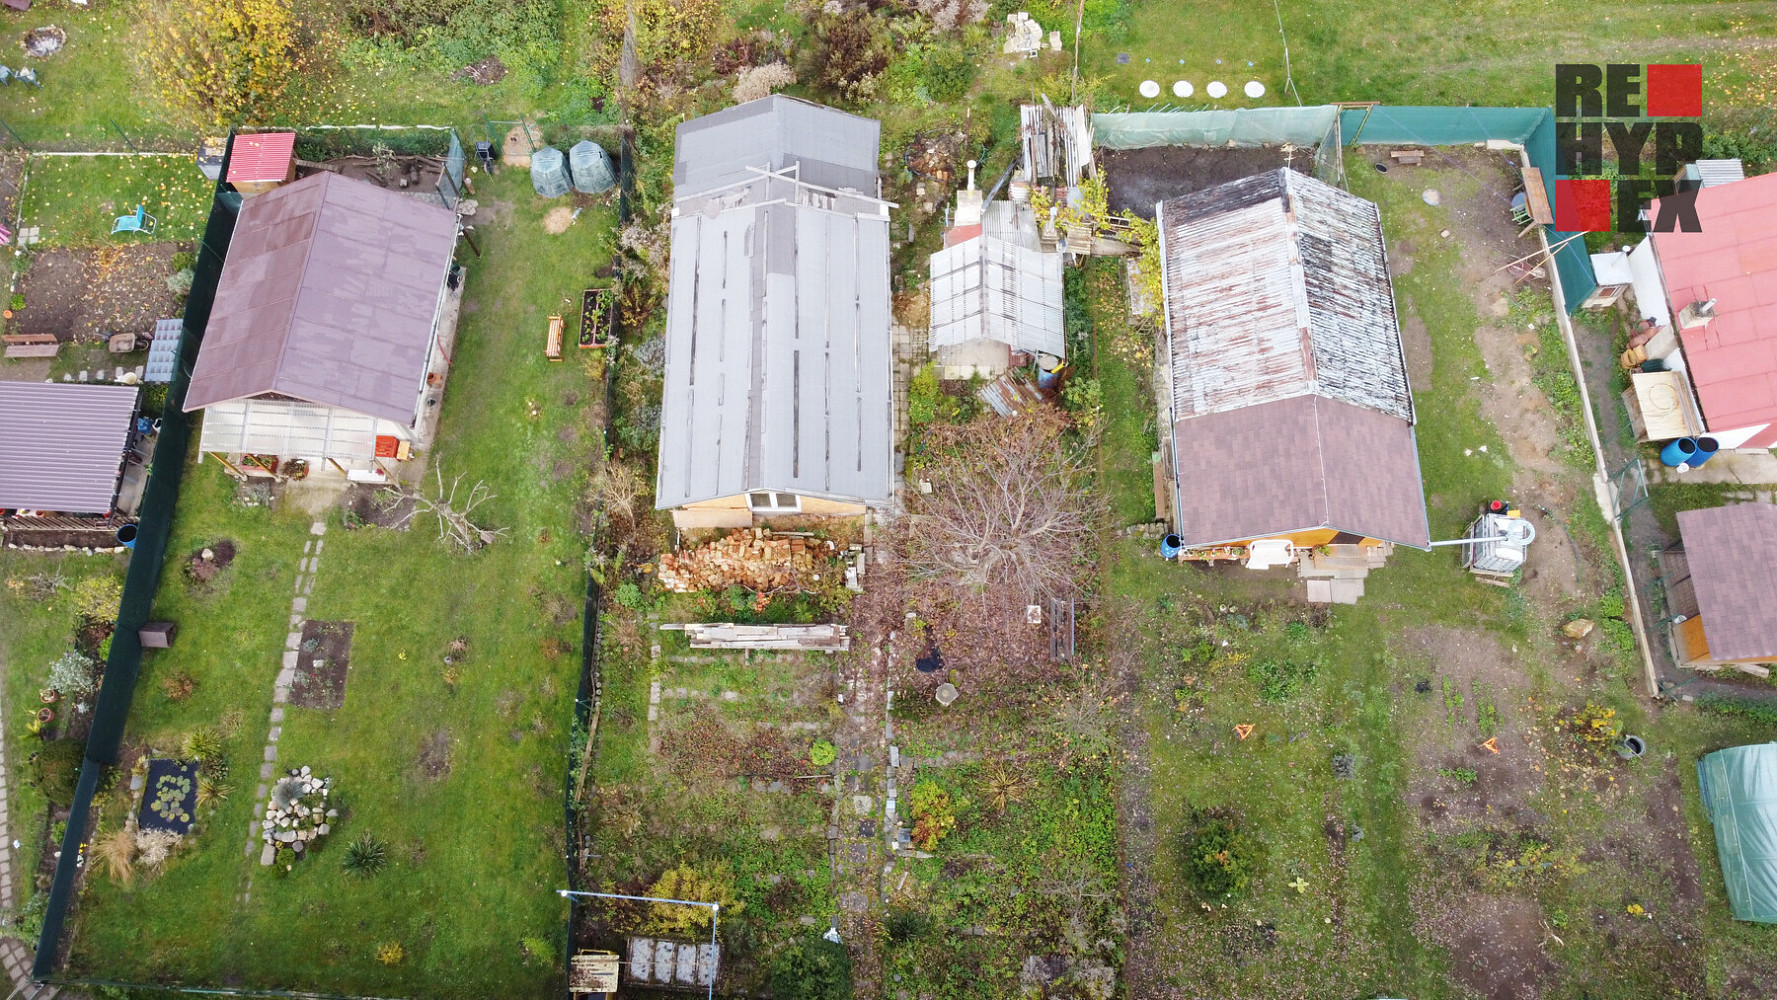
(967, 159), (977, 191)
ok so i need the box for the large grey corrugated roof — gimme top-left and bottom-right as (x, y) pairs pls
(0, 382), (139, 514)
(1159, 169), (1412, 422)
(673, 95), (881, 201)
(183, 172), (458, 425)
(655, 169), (894, 510)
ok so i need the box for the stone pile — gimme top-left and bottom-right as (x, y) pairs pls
(261, 766), (337, 855)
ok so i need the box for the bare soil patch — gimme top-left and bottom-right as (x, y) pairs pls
(186, 540), (237, 586)
(341, 484), (414, 530)
(451, 56), (507, 84)
(16, 244), (188, 341)
(292, 620), (353, 710)
(1400, 314), (1434, 386)
(1422, 892), (1555, 1000)
(1101, 145), (1312, 218)
(418, 729), (454, 780)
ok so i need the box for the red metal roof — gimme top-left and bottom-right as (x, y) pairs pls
(1651, 172), (1777, 448)
(225, 131), (296, 183)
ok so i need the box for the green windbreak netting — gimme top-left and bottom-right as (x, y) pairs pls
(1340, 105), (1597, 312)
(1698, 743), (1777, 923)
(1095, 105), (1339, 150)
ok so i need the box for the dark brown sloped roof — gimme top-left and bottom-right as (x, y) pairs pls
(1172, 395), (1431, 549)
(1677, 504), (1777, 661)
(0, 382), (139, 514)
(184, 172), (458, 425)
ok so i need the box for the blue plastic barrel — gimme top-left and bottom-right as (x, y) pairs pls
(1161, 533), (1183, 559)
(115, 523), (138, 550)
(1690, 436), (1720, 466)
(1035, 353), (1063, 390)
(1660, 437), (1698, 468)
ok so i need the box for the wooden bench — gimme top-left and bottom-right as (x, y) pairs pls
(1390, 149), (1423, 165)
(4, 343), (59, 359)
(1519, 167), (1555, 224)
(544, 314), (564, 362)
(2, 333), (57, 346)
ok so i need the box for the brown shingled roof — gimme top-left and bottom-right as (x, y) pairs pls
(183, 172), (458, 425)
(1171, 395), (1431, 549)
(1676, 504), (1777, 662)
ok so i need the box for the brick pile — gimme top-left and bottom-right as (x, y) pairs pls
(656, 528), (836, 593)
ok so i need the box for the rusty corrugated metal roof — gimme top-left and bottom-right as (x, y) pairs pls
(0, 382), (139, 514)
(1159, 169), (1411, 422)
(183, 172), (458, 425)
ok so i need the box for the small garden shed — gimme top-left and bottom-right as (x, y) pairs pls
(0, 381), (140, 516)
(1664, 504), (1777, 674)
(1698, 742), (1777, 923)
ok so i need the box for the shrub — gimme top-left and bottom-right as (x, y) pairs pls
(1060, 376), (1103, 431)
(1451, 829), (1586, 890)
(69, 576), (123, 623)
(376, 941), (405, 966)
(804, 12), (891, 101)
(884, 906), (932, 942)
(922, 45), (976, 101)
(1560, 702), (1623, 759)
(180, 727), (224, 762)
(734, 62), (796, 103)
(769, 934), (854, 1000)
(909, 363), (941, 426)
(141, 0), (302, 129)
(30, 739), (87, 806)
(1181, 806), (1267, 897)
(93, 827), (137, 886)
(196, 774), (231, 808)
(1247, 658), (1317, 703)
(168, 251), (197, 272)
(614, 581), (645, 610)
(643, 864), (743, 935)
(809, 739), (838, 767)
(908, 778), (956, 851)
(344, 835), (388, 877)
(47, 650), (98, 699)
(166, 268), (196, 296)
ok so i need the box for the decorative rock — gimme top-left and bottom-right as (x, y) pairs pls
(326, 809), (338, 818)
(318, 823), (330, 836)
(301, 766), (311, 776)
(292, 840), (305, 853)
(1563, 618), (1595, 639)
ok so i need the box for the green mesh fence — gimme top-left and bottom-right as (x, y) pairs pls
(1095, 105), (1339, 150)
(1338, 105), (1598, 312)
(32, 137), (243, 982)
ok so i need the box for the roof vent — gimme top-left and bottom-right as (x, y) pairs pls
(1679, 298), (1717, 330)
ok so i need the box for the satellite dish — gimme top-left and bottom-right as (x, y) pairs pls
(1174, 80), (1193, 98)
(1139, 80), (1160, 98)
(1207, 81), (1228, 98)
(1245, 80), (1266, 98)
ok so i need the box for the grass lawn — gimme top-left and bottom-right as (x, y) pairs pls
(64, 168), (618, 995)
(19, 155), (214, 246)
(1080, 0), (1777, 116)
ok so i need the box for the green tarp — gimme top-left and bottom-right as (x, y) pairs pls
(1698, 743), (1777, 923)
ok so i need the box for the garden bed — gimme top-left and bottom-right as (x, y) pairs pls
(13, 244), (190, 341)
(292, 620), (353, 710)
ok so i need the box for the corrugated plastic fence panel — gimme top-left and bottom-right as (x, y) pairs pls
(1339, 106), (1596, 312)
(438, 129), (465, 211)
(33, 144), (241, 979)
(1095, 106), (1339, 150)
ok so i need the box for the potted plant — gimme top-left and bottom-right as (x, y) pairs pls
(40, 688), (59, 704)
(36, 707), (55, 724)
(284, 458), (310, 481)
(580, 287), (615, 348)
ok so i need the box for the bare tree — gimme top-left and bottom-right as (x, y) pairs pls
(386, 469), (508, 552)
(903, 409), (1098, 599)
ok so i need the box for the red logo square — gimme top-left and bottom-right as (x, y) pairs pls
(1646, 64), (1702, 116)
(1555, 179), (1613, 232)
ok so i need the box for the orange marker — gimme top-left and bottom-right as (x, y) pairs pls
(1481, 737), (1500, 754)
(1234, 724), (1255, 741)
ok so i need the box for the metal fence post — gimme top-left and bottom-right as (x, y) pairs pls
(109, 119), (140, 153)
(0, 118), (29, 151)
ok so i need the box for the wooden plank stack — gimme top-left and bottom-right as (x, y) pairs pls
(656, 528), (828, 593)
(679, 623), (850, 652)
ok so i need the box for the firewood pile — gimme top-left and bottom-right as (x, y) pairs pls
(656, 528), (837, 593)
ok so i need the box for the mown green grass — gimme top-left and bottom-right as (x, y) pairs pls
(19, 155), (213, 246)
(1082, 1), (1777, 117)
(65, 168), (617, 995)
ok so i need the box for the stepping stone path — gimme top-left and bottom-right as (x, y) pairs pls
(249, 521), (329, 866)
(0, 686), (37, 986)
